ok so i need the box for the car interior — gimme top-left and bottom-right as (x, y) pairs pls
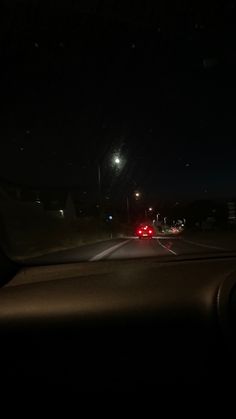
(1, 249), (236, 394)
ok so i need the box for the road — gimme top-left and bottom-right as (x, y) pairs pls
(24, 235), (228, 265)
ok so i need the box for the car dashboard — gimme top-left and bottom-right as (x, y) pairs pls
(1, 254), (236, 394)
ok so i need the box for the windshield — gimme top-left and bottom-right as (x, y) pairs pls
(1, 1), (236, 264)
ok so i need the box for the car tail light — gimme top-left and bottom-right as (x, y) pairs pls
(138, 230), (142, 234)
(148, 230), (153, 234)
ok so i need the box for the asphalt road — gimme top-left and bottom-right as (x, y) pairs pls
(24, 235), (228, 265)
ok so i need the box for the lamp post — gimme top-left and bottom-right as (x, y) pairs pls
(97, 155), (122, 214)
(126, 191), (141, 223)
(126, 196), (130, 223)
(97, 164), (101, 207)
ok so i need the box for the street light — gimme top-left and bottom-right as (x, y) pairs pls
(114, 156), (121, 165)
(148, 207), (153, 212)
(126, 191), (142, 223)
(97, 154), (122, 212)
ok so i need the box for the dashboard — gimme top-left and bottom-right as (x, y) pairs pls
(1, 254), (236, 394)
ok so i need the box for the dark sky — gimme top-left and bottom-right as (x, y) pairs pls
(1, 0), (236, 202)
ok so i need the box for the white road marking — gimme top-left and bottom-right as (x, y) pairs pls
(154, 236), (179, 240)
(126, 236), (179, 240)
(89, 239), (131, 261)
(157, 239), (177, 255)
(181, 238), (226, 251)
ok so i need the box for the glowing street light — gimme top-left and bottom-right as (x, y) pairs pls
(97, 154), (122, 213)
(126, 191), (141, 222)
(148, 207), (153, 212)
(114, 156), (121, 165)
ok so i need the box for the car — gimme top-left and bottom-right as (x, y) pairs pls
(136, 224), (154, 239)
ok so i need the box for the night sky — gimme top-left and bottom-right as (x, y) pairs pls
(1, 0), (236, 204)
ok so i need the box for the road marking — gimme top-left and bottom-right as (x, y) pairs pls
(127, 236), (179, 240)
(157, 239), (177, 255)
(89, 239), (131, 261)
(154, 236), (179, 240)
(181, 238), (226, 251)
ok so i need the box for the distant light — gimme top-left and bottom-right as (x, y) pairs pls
(114, 157), (120, 165)
(108, 215), (113, 220)
(138, 230), (142, 234)
(36, 199), (41, 204)
(148, 230), (152, 234)
(59, 209), (64, 216)
(172, 228), (179, 234)
(148, 207), (153, 211)
(135, 192), (140, 198)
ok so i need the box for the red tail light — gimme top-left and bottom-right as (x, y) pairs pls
(138, 230), (142, 234)
(148, 230), (153, 234)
